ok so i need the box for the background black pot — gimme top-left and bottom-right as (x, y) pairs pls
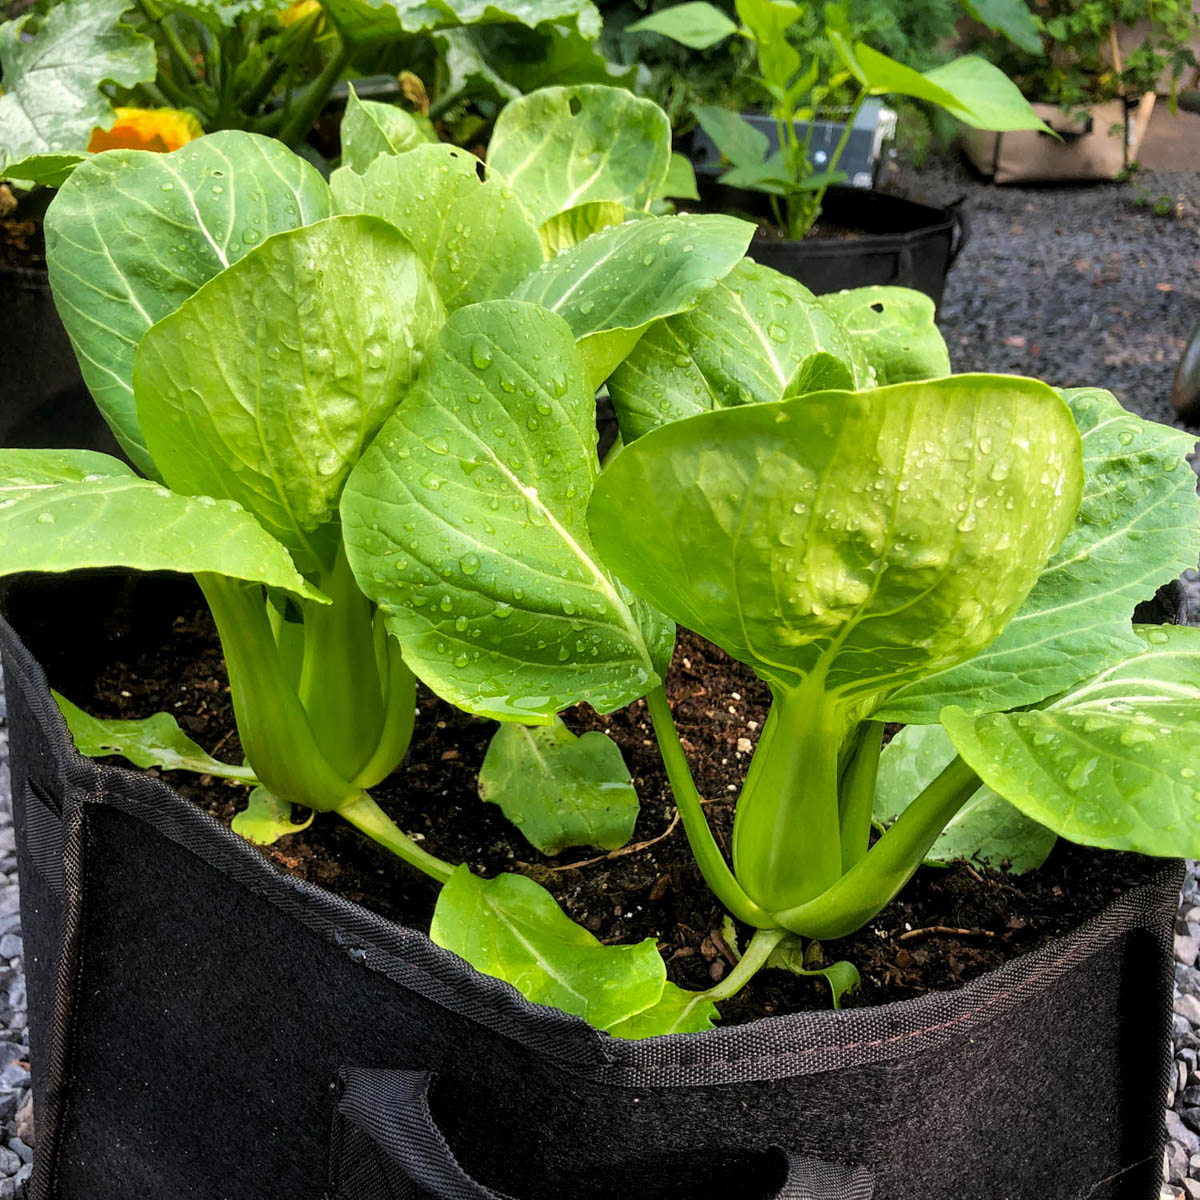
(693, 178), (969, 311)
(0, 572), (1181, 1200)
(0, 264), (119, 456)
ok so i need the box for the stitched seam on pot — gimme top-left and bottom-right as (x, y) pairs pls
(29, 793), (89, 1200)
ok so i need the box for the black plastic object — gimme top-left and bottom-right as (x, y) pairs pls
(1, 573), (1182, 1200)
(0, 264), (120, 455)
(696, 180), (968, 310)
(1172, 322), (1200, 425)
(689, 104), (895, 190)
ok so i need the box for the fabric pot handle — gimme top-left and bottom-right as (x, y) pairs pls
(328, 1068), (875, 1200)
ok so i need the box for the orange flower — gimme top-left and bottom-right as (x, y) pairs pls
(279, 0), (321, 26)
(88, 107), (204, 154)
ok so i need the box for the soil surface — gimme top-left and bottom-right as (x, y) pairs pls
(29, 573), (1161, 1024)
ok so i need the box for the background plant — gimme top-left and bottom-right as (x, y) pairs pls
(623, 0), (1048, 238)
(967, 0), (1200, 108)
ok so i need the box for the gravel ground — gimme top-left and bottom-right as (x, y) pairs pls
(0, 156), (1196, 1197)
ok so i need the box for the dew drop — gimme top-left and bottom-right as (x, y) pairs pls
(470, 340), (494, 370)
(460, 552), (481, 575)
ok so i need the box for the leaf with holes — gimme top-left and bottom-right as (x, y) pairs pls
(818, 287), (950, 386)
(332, 143), (543, 310)
(488, 84), (671, 224)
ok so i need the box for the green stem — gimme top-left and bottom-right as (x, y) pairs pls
(153, 67), (206, 115)
(838, 720), (883, 872)
(351, 623), (417, 790)
(237, 11), (319, 115)
(731, 681), (843, 912)
(694, 927), (787, 1007)
(198, 573), (359, 813)
(645, 687), (776, 929)
(140, 0), (203, 87)
(212, 23), (246, 130)
(276, 38), (351, 148)
(299, 545), (385, 782)
(806, 88), (868, 229)
(337, 791), (455, 884)
(774, 754), (981, 940)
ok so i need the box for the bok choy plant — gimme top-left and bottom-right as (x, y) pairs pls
(4, 84), (1199, 1038)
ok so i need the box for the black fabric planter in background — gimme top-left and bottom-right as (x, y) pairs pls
(0, 572), (1182, 1200)
(693, 180), (969, 310)
(0, 265), (120, 456)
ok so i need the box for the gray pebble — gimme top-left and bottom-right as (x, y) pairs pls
(1183, 1181), (1200, 1200)
(0, 1066), (27, 1093)
(10, 1137), (30, 1166)
(1168, 1138), (1189, 1184)
(0, 1179), (17, 1200)
(0, 1146), (19, 1176)
(1177, 934), (1200, 966)
(1176, 993), (1200, 1026)
(0, 939), (22, 964)
(1167, 1109), (1200, 1156)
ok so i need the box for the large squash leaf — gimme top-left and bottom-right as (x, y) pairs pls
(0, 0), (156, 175)
(880, 389), (1200, 722)
(488, 84), (671, 224)
(511, 213), (753, 386)
(608, 259), (869, 442)
(321, 0), (600, 42)
(431, 867), (666, 1031)
(134, 216), (444, 577)
(589, 376), (1082, 702)
(943, 625), (1200, 858)
(332, 143), (543, 310)
(44, 133), (332, 475)
(341, 300), (673, 722)
(0, 450), (321, 601)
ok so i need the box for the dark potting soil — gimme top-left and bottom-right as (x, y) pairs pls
(0, 186), (44, 272)
(36, 574), (1159, 1024)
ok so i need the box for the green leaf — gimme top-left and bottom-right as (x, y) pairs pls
(0, 0), (156, 173)
(879, 389), (1200, 722)
(430, 866), (667, 1030)
(659, 153), (700, 202)
(231, 787), (314, 845)
(339, 85), (437, 173)
(942, 625), (1200, 858)
(606, 980), (720, 1037)
(919, 55), (1051, 133)
(0, 449), (322, 601)
(1, 153), (88, 188)
(488, 85), (671, 224)
(716, 152), (792, 192)
(341, 300), (674, 722)
(818, 287), (950, 386)
(589, 377), (1082, 701)
(479, 717), (638, 854)
(511, 213), (754, 387)
(765, 938), (860, 1009)
(537, 201), (629, 257)
(44, 132), (333, 475)
(322, 0), (601, 41)
(959, 0), (1042, 55)
(331, 144), (543, 311)
(876, 724), (1056, 872)
(53, 690), (259, 781)
(608, 259), (869, 442)
(627, 2), (738, 48)
(469, 21), (636, 95)
(133, 215), (445, 578)
(692, 105), (769, 169)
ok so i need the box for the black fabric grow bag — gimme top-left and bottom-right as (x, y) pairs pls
(0, 573), (1182, 1200)
(0, 265), (120, 456)
(695, 181), (968, 310)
